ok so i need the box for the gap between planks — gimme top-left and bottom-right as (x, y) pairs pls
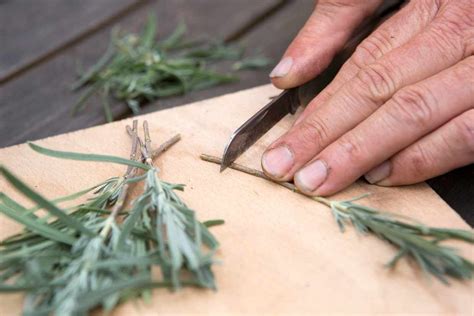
(0, 0), (150, 85)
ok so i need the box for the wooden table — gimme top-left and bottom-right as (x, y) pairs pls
(1, 84), (472, 314)
(0, 0), (472, 225)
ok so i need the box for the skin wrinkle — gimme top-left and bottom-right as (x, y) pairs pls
(388, 86), (437, 129)
(292, 0), (439, 127)
(264, 0), (474, 194)
(352, 29), (395, 67)
(356, 61), (399, 102)
(409, 143), (435, 179)
(313, 63), (473, 194)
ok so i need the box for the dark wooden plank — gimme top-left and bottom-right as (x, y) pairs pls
(0, 0), (281, 147)
(0, 0), (142, 83)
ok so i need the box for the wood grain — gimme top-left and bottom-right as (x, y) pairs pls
(0, 0), (141, 83)
(0, 0), (282, 148)
(0, 84), (472, 315)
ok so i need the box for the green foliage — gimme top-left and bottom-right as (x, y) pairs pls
(232, 56), (271, 71)
(323, 196), (474, 284)
(200, 154), (474, 284)
(72, 15), (269, 122)
(0, 121), (223, 315)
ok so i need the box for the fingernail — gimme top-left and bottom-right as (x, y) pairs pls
(261, 146), (294, 179)
(364, 161), (391, 184)
(295, 160), (328, 193)
(269, 57), (293, 78)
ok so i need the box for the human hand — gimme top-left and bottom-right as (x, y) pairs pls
(263, 0), (473, 196)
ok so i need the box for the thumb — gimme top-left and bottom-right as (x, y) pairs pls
(270, 0), (382, 89)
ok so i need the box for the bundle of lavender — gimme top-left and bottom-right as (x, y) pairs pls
(201, 154), (474, 284)
(72, 15), (270, 122)
(0, 120), (222, 315)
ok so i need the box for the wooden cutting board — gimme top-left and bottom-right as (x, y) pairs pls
(0, 84), (472, 315)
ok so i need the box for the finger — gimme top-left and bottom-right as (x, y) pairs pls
(269, 0), (382, 89)
(294, 0), (438, 125)
(262, 2), (472, 181)
(293, 56), (474, 196)
(364, 109), (474, 186)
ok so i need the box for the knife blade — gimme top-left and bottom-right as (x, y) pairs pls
(220, 0), (403, 171)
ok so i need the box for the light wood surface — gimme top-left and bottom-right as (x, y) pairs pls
(0, 84), (472, 315)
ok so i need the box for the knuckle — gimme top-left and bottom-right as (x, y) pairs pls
(442, 0), (474, 32)
(297, 117), (331, 150)
(356, 62), (396, 101)
(407, 143), (433, 177)
(412, 0), (440, 21)
(337, 135), (365, 163)
(429, 2), (473, 56)
(352, 32), (392, 68)
(454, 110), (474, 156)
(429, 24), (464, 58)
(389, 87), (436, 128)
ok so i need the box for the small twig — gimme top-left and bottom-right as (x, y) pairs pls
(100, 120), (140, 238)
(200, 154), (331, 206)
(199, 154), (297, 192)
(126, 122), (149, 163)
(152, 134), (181, 159)
(125, 120), (139, 177)
(143, 121), (153, 164)
(127, 124), (181, 163)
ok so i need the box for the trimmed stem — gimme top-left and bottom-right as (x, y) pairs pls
(127, 121), (180, 164)
(200, 154), (297, 191)
(151, 134), (181, 159)
(199, 154), (333, 207)
(100, 120), (140, 238)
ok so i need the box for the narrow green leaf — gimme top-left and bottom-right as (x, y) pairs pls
(1, 243), (59, 269)
(0, 167), (95, 237)
(202, 219), (225, 228)
(71, 42), (115, 91)
(28, 143), (149, 170)
(141, 14), (157, 48)
(73, 277), (151, 314)
(159, 22), (186, 50)
(232, 56), (271, 70)
(116, 197), (148, 251)
(71, 83), (101, 115)
(101, 89), (114, 123)
(25, 182), (106, 216)
(0, 284), (54, 292)
(0, 193), (38, 219)
(0, 204), (75, 245)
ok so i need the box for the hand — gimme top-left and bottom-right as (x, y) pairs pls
(262, 0), (474, 196)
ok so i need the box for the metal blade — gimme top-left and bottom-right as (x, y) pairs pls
(220, 89), (299, 171)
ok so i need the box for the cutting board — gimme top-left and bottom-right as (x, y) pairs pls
(0, 84), (473, 315)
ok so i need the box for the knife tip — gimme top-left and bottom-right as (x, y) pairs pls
(219, 164), (227, 173)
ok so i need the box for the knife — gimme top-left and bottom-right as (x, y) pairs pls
(220, 0), (403, 171)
